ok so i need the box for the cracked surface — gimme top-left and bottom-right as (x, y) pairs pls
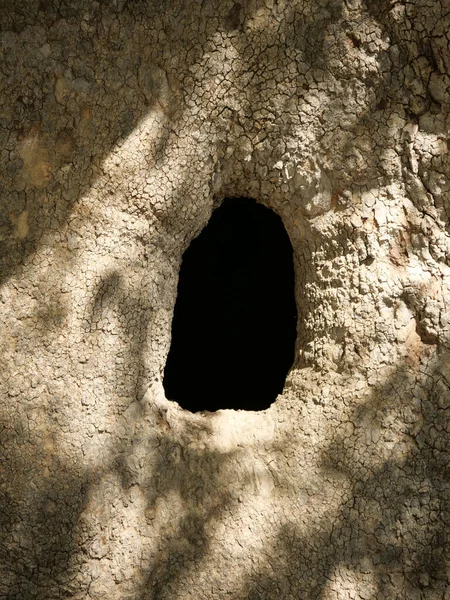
(1, 0), (449, 598)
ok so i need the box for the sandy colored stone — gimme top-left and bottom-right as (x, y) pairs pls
(0, 1), (449, 599)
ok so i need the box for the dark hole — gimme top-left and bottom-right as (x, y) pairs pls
(163, 197), (297, 412)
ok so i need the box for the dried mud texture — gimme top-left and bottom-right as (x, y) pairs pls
(1, 1), (449, 599)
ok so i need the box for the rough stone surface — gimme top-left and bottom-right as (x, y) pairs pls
(1, 1), (449, 598)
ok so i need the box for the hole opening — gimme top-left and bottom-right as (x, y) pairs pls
(163, 197), (297, 412)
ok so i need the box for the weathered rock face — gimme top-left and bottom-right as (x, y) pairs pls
(1, 1), (449, 598)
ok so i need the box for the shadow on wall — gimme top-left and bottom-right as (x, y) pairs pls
(87, 270), (154, 401)
(1, 0), (450, 598)
(138, 436), (238, 599)
(224, 352), (450, 600)
(2, 0), (449, 280)
(2, 348), (448, 599)
(0, 418), (90, 597)
(0, 0), (208, 283)
(1, 0), (291, 283)
(0, 407), (240, 598)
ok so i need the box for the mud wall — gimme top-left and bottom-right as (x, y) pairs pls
(1, 1), (450, 598)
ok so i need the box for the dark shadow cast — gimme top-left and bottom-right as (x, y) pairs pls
(227, 348), (450, 599)
(0, 418), (91, 599)
(1, 2), (449, 599)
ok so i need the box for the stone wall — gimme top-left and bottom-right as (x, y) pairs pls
(1, 1), (449, 598)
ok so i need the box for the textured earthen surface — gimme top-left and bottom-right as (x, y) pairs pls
(1, 1), (449, 598)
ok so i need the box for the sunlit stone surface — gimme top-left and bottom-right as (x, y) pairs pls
(0, 1), (449, 598)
